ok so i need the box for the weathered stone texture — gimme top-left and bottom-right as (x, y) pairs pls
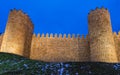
(30, 34), (90, 62)
(113, 32), (120, 62)
(0, 34), (3, 51)
(0, 10), (33, 57)
(88, 8), (118, 63)
(78, 35), (90, 61)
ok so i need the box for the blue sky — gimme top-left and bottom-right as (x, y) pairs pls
(0, 0), (120, 35)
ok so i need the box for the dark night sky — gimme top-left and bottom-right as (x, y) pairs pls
(0, 0), (120, 36)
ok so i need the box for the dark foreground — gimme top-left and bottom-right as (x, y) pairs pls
(0, 52), (120, 75)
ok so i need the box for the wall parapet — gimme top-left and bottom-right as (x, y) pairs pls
(113, 31), (120, 38)
(88, 7), (108, 15)
(32, 33), (88, 39)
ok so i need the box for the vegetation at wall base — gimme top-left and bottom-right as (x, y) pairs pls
(0, 52), (120, 75)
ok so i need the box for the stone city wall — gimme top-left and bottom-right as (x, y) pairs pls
(113, 32), (120, 62)
(0, 8), (120, 63)
(30, 34), (90, 62)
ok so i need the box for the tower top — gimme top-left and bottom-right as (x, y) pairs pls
(9, 9), (34, 30)
(88, 7), (109, 15)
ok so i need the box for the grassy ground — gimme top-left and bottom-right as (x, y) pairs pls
(0, 52), (120, 75)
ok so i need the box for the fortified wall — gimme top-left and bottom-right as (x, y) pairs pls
(30, 34), (90, 62)
(0, 7), (120, 63)
(113, 32), (120, 61)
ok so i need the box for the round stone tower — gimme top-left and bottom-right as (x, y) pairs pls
(88, 7), (118, 63)
(1, 9), (34, 57)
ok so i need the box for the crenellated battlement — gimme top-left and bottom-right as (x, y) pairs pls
(113, 31), (120, 38)
(88, 7), (108, 15)
(88, 7), (110, 26)
(33, 33), (88, 39)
